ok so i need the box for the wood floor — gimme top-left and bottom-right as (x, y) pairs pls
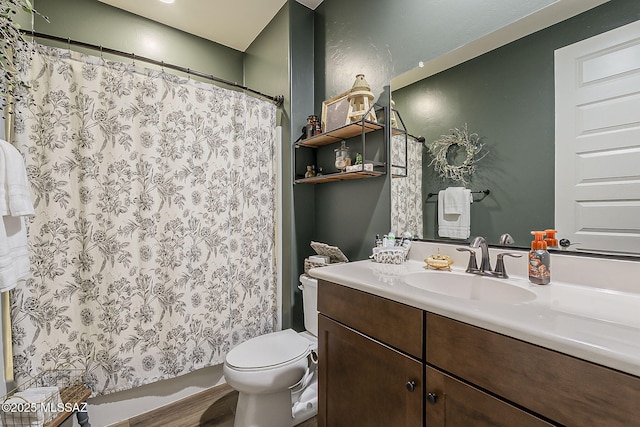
(201, 390), (317, 427)
(110, 384), (317, 427)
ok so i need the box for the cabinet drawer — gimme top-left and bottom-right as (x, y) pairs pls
(318, 280), (423, 359)
(426, 313), (640, 427)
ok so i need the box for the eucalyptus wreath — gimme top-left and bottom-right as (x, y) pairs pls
(426, 124), (488, 185)
(1, 0), (47, 110)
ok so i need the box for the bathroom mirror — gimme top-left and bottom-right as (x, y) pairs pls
(389, 0), (640, 257)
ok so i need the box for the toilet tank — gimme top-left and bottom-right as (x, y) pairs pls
(299, 275), (318, 336)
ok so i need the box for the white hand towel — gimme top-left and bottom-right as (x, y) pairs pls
(0, 215), (18, 292)
(0, 141), (6, 215)
(443, 187), (467, 214)
(438, 189), (472, 239)
(0, 215), (31, 292)
(0, 139), (35, 292)
(0, 139), (35, 217)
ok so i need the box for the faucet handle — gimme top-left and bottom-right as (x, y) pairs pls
(493, 252), (522, 278)
(456, 248), (479, 273)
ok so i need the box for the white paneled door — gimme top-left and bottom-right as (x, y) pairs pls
(555, 19), (640, 255)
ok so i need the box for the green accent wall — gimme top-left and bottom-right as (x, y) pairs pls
(288, 3), (317, 331)
(245, 1), (316, 331)
(392, 0), (640, 246)
(313, 0), (559, 103)
(309, 0), (572, 260)
(244, 3), (293, 329)
(30, 0), (243, 81)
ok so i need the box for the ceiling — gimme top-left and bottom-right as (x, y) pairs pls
(97, 0), (324, 52)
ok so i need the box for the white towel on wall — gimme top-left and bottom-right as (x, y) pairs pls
(1, 139), (35, 216)
(438, 188), (472, 239)
(0, 139), (35, 292)
(0, 215), (18, 291)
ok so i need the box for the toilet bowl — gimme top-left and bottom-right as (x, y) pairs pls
(223, 275), (318, 427)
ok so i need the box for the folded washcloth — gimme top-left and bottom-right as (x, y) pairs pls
(443, 187), (468, 215)
(15, 386), (61, 403)
(0, 386), (61, 427)
(438, 189), (472, 239)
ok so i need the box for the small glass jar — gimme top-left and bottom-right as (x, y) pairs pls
(334, 141), (352, 172)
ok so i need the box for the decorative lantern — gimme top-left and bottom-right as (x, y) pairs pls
(346, 74), (377, 123)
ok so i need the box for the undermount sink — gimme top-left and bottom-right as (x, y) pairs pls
(402, 271), (536, 304)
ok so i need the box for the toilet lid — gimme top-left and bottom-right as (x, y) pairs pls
(226, 329), (311, 370)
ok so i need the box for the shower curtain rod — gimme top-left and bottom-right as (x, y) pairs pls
(22, 30), (285, 107)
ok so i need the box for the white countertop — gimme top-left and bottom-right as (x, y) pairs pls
(309, 255), (640, 377)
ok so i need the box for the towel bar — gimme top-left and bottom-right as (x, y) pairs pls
(425, 189), (490, 200)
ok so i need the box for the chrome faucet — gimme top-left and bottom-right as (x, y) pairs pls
(470, 236), (492, 273)
(458, 235), (523, 278)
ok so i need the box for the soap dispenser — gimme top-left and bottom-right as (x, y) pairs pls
(529, 231), (550, 285)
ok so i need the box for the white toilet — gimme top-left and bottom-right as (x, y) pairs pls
(223, 275), (318, 427)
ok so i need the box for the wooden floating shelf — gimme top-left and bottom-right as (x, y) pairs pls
(295, 170), (385, 184)
(296, 120), (383, 148)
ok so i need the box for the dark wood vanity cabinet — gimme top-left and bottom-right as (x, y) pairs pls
(318, 279), (640, 427)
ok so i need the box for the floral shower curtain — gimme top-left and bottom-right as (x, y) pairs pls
(391, 134), (423, 238)
(10, 43), (278, 395)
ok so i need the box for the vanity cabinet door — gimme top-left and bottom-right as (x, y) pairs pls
(318, 314), (423, 427)
(425, 366), (553, 427)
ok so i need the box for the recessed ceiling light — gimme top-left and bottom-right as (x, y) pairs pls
(159, 0), (175, 4)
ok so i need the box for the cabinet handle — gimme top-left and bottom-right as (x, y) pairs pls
(426, 392), (438, 404)
(405, 380), (416, 392)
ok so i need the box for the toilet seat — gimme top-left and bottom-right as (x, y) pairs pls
(226, 329), (311, 372)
